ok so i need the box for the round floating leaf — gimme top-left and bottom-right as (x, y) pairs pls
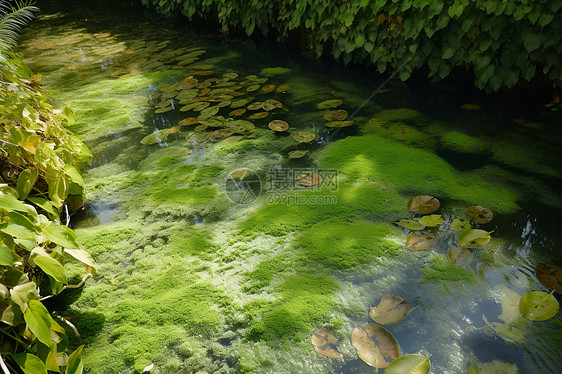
(206, 129), (234, 142)
(325, 120), (355, 128)
(179, 117), (199, 126)
(264, 99), (283, 108)
(450, 218), (471, 232)
(406, 232), (436, 250)
(262, 101), (276, 111)
(458, 229), (493, 248)
(261, 84), (276, 93)
(288, 150), (309, 159)
(385, 354), (431, 374)
(268, 120), (289, 132)
(193, 70), (214, 76)
(297, 173), (322, 187)
(293, 131), (315, 143)
(482, 316), (524, 344)
(460, 103), (481, 110)
(223, 72), (238, 80)
(407, 196), (440, 214)
(519, 290), (559, 321)
(248, 112), (269, 120)
(247, 102), (264, 110)
(466, 206), (493, 224)
(417, 214), (444, 227)
(246, 84), (260, 92)
(351, 323), (399, 370)
(311, 328), (343, 359)
(277, 85), (290, 92)
(324, 110), (348, 121)
(535, 263), (562, 293)
(229, 109), (246, 117)
(369, 295), (410, 325)
(317, 99), (343, 109)
(469, 360), (519, 374)
(447, 246), (472, 267)
(395, 219), (424, 230)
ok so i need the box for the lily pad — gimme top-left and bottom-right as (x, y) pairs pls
(193, 70), (214, 76)
(248, 112), (269, 120)
(261, 101), (277, 111)
(351, 323), (399, 370)
(317, 99), (343, 109)
(483, 316), (524, 343)
(246, 84), (260, 92)
(140, 129), (170, 145)
(535, 263), (562, 293)
(224, 120), (256, 135)
(206, 129), (234, 142)
(288, 150), (309, 159)
(369, 295), (410, 325)
(198, 105), (220, 120)
(458, 229), (493, 248)
(297, 173), (322, 187)
(324, 110), (349, 121)
(407, 195), (440, 214)
(276, 85), (290, 93)
(450, 218), (471, 232)
(230, 99), (251, 108)
(519, 290), (559, 321)
(268, 120), (289, 132)
(385, 354), (431, 374)
(395, 219), (424, 230)
(406, 232), (436, 251)
(469, 360), (518, 374)
(311, 328), (343, 359)
(223, 72), (238, 80)
(466, 206), (493, 224)
(247, 102), (264, 111)
(293, 131), (315, 143)
(325, 120), (355, 128)
(447, 246), (472, 267)
(176, 89), (199, 100)
(261, 85), (276, 93)
(264, 99), (283, 109)
(155, 106), (172, 113)
(417, 214), (444, 227)
(229, 109), (247, 117)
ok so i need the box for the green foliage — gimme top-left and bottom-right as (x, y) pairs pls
(139, 0), (562, 91)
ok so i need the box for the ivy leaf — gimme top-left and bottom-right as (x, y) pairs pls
(23, 300), (53, 347)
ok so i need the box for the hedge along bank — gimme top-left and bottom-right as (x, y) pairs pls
(0, 14), (95, 373)
(139, 0), (562, 92)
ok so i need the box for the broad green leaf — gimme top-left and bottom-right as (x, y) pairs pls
(469, 360), (518, 374)
(406, 232), (436, 250)
(24, 300), (53, 346)
(317, 99), (343, 109)
(0, 192), (36, 215)
(64, 249), (96, 267)
(64, 166), (85, 189)
(395, 219), (423, 230)
(351, 323), (399, 370)
(519, 290), (559, 321)
(0, 212), (37, 241)
(385, 354), (431, 374)
(450, 218), (471, 232)
(369, 295), (410, 325)
(522, 31), (542, 53)
(0, 243), (14, 266)
(418, 214), (443, 227)
(17, 168), (39, 200)
(66, 345), (85, 374)
(43, 222), (79, 249)
(26, 196), (59, 218)
(458, 229), (493, 247)
(407, 195), (440, 214)
(10, 281), (39, 311)
(12, 353), (48, 374)
(31, 247), (67, 284)
(311, 328), (343, 359)
(535, 263), (562, 293)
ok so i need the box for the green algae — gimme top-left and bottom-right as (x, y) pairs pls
(440, 131), (487, 154)
(374, 108), (424, 122)
(421, 255), (476, 283)
(260, 67), (291, 76)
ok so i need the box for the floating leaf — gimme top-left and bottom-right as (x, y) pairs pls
(297, 173), (322, 187)
(168, 126), (181, 134)
(262, 101), (276, 111)
(229, 109), (247, 117)
(247, 102), (264, 110)
(325, 120), (355, 128)
(317, 99), (343, 109)
(246, 84), (260, 92)
(206, 129), (234, 142)
(482, 316), (524, 343)
(288, 150), (309, 159)
(311, 328), (343, 359)
(519, 290), (559, 321)
(497, 285), (523, 325)
(193, 70), (214, 76)
(248, 112), (269, 120)
(458, 229), (492, 248)
(466, 206), (493, 224)
(385, 354), (431, 374)
(154, 106), (172, 113)
(261, 85), (276, 93)
(395, 219), (424, 230)
(406, 232), (436, 251)
(351, 323), (399, 370)
(276, 85), (290, 92)
(450, 218), (471, 232)
(230, 98), (251, 108)
(369, 295), (410, 325)
(460, 104), (481, 110)
(417, 214), (444, 227)
(264, 99), (283, 109)
(179, 118), (199, 126)
(324, 110), (348, 121)
(407, 195), (440, 214)
(469, 360), (518, 374)
(140, 129), (170, 145)
(535, 263), (562, 293)
(198, 105), (220, 120)
(268, 120), (289, 132)
(447, 246), (472, 267)
(293, 131), (315, 143)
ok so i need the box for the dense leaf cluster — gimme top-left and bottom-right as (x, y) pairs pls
(140, 0), (562, 91)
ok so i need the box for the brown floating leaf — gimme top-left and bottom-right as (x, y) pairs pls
(324, 110), (348, 121)
(406, 232), (437, 250)
(276, 85), (290, 93)
(535, 264), (562, 293)
(261, 84), (276, 93)
(407, 195), (440, 214)
(447, 246), (473, 268)
(193, 70), (214, 76)
(311, 328), (343, 359)
(179, 118), (199, 126)
(460, 103), (481, 110)
(317, 99), (343, 109)
(169, 126), (181, 134)
(264, 99), (283, 109)
(351, 323), (399, 370)
(268, 120), (289, 132)
(206, 129), (234, 142)
(297, 172), (322, 187)
(261, 101), (276, 111)
(466, 205), (493, 224)
(369, 296), (410, 325)
(293, 131), (315, 143)
(229, 108), (247, 117)
(325, 120), (355, 128)
(248, 112), (269, 120)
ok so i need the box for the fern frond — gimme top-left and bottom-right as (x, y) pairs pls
(0, 0), (38, 56)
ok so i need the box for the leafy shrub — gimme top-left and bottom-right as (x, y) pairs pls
(139, 0), (562, 92)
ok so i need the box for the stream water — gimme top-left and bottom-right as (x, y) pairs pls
(18, 1), (562, 373)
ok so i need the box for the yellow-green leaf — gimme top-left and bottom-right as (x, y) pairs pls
(17, 168), (39, 200)
(24, 300), (53, 346)
(395, 219), (424, 230)
(519, 290), (559, 321)
(458, 229), (493, 247)
(418, 214), (443, 227)
(469, 360), (518, 374)
(385, 354), (431, 374)
(13, 353), (48, 374)
(369, 295), (410, 325)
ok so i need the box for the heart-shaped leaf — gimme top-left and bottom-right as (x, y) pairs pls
(311, 328), (343, 359)
(450, 218), (471, 232)
(535, 263), (562, 293)
(351, 323), (399, 370)
(385, 354), (431, 374)
(406, 232), (436, 250)
(407, 196), (440, 214)
(466, 206), (493, 224)
(447, 246), (472, 267)
(469, 360), (518, 374)
(418, 214), (443, 227)
(519, 290), (559, 321)
(369, 296), (410, 325)
(395, 219), (424, 230)
(458, 229), (493, 248)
